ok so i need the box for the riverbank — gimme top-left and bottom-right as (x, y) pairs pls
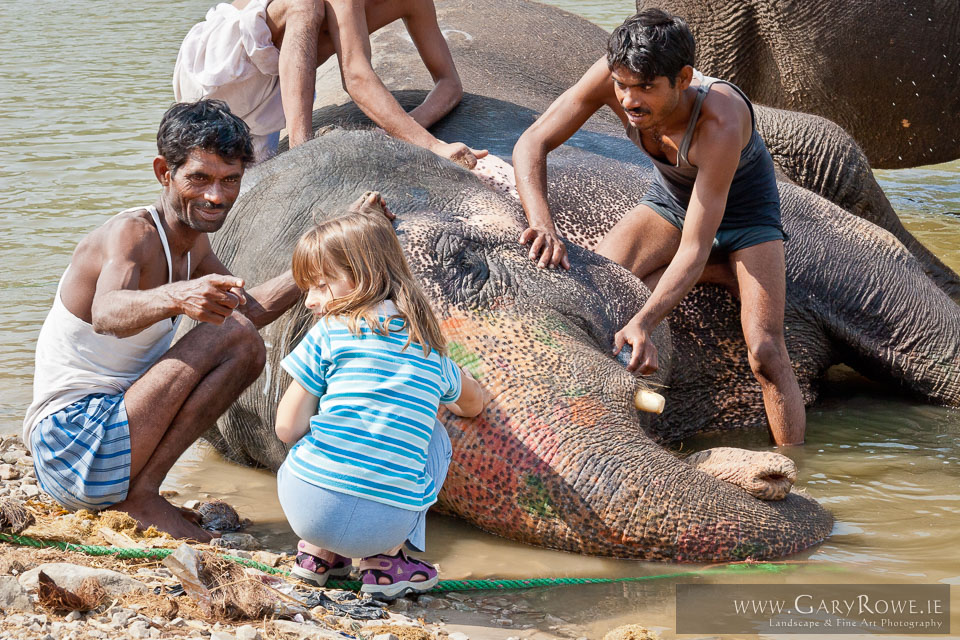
(0, 435), (656, 640)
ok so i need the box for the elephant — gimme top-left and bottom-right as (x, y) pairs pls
(299, 0), (960, 297)
(635, 0), (960, 170)
(208, 123), (959, 560)
(199, 0), (960, 560)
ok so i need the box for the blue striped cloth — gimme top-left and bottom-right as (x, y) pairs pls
(30, 392), (132, 511)
(281, 302), (461, 511)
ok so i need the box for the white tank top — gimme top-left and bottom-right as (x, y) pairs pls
(22, 206), (191, 442)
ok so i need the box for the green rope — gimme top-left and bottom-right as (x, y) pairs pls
(0, 532), (796, 593)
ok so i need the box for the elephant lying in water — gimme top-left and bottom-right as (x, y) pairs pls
(207, 123), (958, 560)
(213, 129), (831, 560)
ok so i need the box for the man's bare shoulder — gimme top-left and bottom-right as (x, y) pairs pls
(77, 209), (163, 264)
(700, 83), (752, 132)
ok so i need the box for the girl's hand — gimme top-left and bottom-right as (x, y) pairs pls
(349, 191), (396, 221)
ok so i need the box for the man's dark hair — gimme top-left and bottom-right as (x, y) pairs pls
(607, 9), (696, 86)
(157, 99), (254, 173)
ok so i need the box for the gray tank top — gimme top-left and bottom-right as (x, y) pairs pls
(627, 71), (782, 230)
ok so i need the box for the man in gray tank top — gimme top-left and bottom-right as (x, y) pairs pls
(512, 10), (805, 445)
(24, 101), (305, 540)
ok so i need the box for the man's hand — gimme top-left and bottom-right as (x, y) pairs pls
(613, 317), (659, 375)
(171, 274), (246, 324)
(432, 141), (489, 169)
(349, 190), (396, 221)
(519, 227), (570, 269)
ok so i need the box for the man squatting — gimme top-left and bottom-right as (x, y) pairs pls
(513, 9), (806, 445)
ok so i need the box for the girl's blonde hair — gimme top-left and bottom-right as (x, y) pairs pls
(291, 210), (447, 357)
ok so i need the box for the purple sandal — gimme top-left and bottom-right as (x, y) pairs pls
(359, 549), (438, 599)
(291, 543), (354, 587)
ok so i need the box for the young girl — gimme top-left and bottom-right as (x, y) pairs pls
(275, 199), (485, 599)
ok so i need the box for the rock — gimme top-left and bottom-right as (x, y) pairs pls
(445, 592), (469, 602)
(389, 598), (411, 612)
(19, 564), (148, 597)
(425, 598), (448, 609)
(210, 632), (236, 640)
(415, 595), (436, 606)
(0, 464), (19, 481)
(65, 611), (82, 622)
(210, 532), (260, 551)
(494, 618), (514, 626)
(602, 625), (658, 640)
(0, 575), (34, 612)
(251, 551), (281, 567)
(20, 484), (40, 499)
(0, 452), (22, 465)
(128, 621), (150, 639)
(448, 633), (470, 640)
(372, 635), (400, 640)
(181, 500), (200, 510)
(235, 625), (260, 640)
(111, 610), (133, 626)
(271, 620), (345, 639)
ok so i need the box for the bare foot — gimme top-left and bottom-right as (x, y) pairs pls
(348, 191), (395, 221)
(112, 492), (213, 542)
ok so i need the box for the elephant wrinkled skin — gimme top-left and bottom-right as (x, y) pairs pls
(636, 0), (960, 169)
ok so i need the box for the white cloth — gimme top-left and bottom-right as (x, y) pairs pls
(173, 0), (285, 143)
(22, 206), (187, 442)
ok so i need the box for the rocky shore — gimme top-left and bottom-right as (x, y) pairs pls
(0, 436), (654, 640)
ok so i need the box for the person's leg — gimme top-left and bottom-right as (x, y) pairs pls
(595, 204), (682, 285)
(266, 0), (324, 148)
(729, 240), (806, 445)
(112, 312), (266, 540)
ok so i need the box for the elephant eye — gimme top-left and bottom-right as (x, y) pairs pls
(433, 232), (511, 306)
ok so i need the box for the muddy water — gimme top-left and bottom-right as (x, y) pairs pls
(1, 1), (959, 638)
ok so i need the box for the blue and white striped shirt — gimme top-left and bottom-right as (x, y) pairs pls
(280, 301), (461, 511)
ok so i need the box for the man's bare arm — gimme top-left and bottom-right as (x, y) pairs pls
(191, 250), (300, 330)
(513, 57), (617, 269)
(614, 119), (742, 373)
(403, 0), (462, 129)
(90, 221), (243, 337)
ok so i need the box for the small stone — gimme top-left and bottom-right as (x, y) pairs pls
(494, 618), (514, 626)
(0, 464), (19, 480)
(182, 500), (200, 509)
(20, 484), (40, 498)
(210, 632), (235, 640)
(149, 629), (161, 639)
(426, 598), (448, 609)
(448, 633), (470, 640)
(372, 635), (400, 640)
(211, 532), (260, 551)
(451, 602), (475, 612)
(0, 451), (21, 464)
(168, 618), (185, 627)
(389, 598), (411, 612)
(129, 621), (150, 639)
(0, 575), (33, 612)
(544, 614), (567, 626)
(19, 564), (148, 596)
(235, 625), (260, 640)
(416, 595), (436, 606)
(111, 610), (133, 626)
(445, 592), (469, 602)
(251, 551), (281, 567)
(65, 611), (82, 622)
(16, 456), (33, 467)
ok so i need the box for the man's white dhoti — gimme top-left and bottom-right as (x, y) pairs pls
(174, 0), (284, 161)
